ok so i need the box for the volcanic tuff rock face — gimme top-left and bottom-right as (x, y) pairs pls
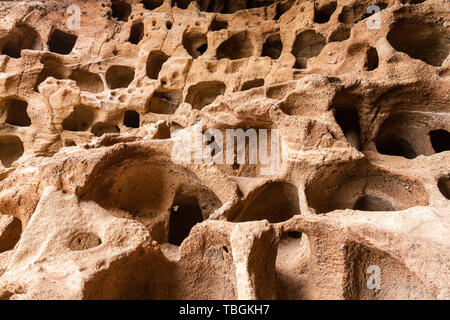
(0, 0), (449, 300)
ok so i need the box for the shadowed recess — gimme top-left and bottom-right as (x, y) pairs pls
(329, 25), (351, 42)
(292, 30), (325, 69)
(353, 195), (395, 211)
(217, 32), (253, 60)
(70, 70), (104, 93)
(375, 135), (417, 159)
(142, 0), (164, 10)
(387, 20), (450, 67)
(146, 51), (169, 79)
(241, 79), (265, 91)
(0, 135), (24, 168)
(0, 23), (42, 58)
(438, 176), (450, 200)
(123, 110), (140, 128)
(168, 196), (203, 246)
(262, 33), (283, 59)
(374, 114), (420, 159)
(314, 1), (337, 24)
(2, 98), (31, 127)
(105, 65), (135, 89)
(334, 105), (361, 150)
(275, 0), (296, 20)
(305, 163), (428, 214)
(34, 57), (69, 91)
(129, 22), (144, 44)
(0, 216), (22, 252)
(185, 81), (226, 110)
(230, 182), (300, 223)
(91, 122), (120, 137)
(364, 47), (379, 71)
(210, 17), (228, 31)
(147, 91), (182, 114)
(48, 29), (77, 55)
(183, 31), (208, 58)
(429, 129), (450, 153)
(111, 0), (131, 21)
(62, 105), (95, 132)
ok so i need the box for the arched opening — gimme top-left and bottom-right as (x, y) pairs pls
(111, 1), (131, 21)
(305, 163), (428, 214)
(168, 196), (203, 246)
(185, 81), (226, 110)
(275, 0), (295, 20)
(129, 22), (144, 44)
(217, 32), (253, 60)
(210, 17), (228, 31)
(328, 25), (351, 42)
(123, 110), (140, 128)
(3, 98), (31, 127)
(375, 135), (417, 159)
(0, 135), (24, 168)
(48, 29), (77, 55)
(147, 91), (182, 114)
(62, 105), (95, 132)
(146, 50), (169, 79)
(0, 216), (22, 252)
(105, 65), (135, 89)
(70, 70), (104, 93)
(429, 129), (450, 153)
(262, 33), (282, 60)
(182, 31), (207, 58)
(364, 47), (379, 71)
(373, 113), (420, 159)
(334, 105), (361, 150)
(314, 1), (337, 24)
(387, 20), (449, 67)
(344, 242), (433, 299)
(231, 182), (300, 223)
(142, 0), (164, 10)
(0, 24), (42, 58)
(292, 30), (325, 69)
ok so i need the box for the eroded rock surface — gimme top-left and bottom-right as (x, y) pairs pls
(0, 0), (449, 300)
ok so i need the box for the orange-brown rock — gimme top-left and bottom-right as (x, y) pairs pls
(0, 0), (449, 300)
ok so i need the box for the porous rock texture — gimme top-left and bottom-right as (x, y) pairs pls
(0, 0), (449, 300)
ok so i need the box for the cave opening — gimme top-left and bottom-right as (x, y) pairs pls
(168, 196), (203, 246)
(334, 105), (361, 150)
(123, 110), (140, 128)
(48, 29), (77, 55)
(5, 98), (31, 127)
(429, 129), (450, 153)
(111, 1), (131, 21)
(314, 1), (337, 24)
(129, 22), (144, 44)
(375, 135), (417, 159)
(353, 195), (395, 211)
